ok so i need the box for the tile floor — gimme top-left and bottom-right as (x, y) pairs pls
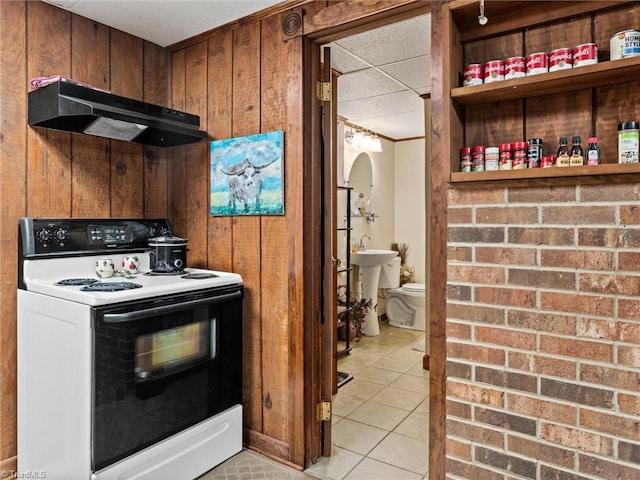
(201, 320), (428, 480)
(304, 320), (429, 480)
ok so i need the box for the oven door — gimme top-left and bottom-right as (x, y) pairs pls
(91, 284), (243, 472)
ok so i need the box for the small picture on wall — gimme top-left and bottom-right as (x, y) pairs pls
(210, 130), (284, 216)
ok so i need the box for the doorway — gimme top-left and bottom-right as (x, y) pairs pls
(305, 10), (431, 480)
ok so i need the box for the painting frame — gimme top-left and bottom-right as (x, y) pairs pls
(209, 130), (284, 216)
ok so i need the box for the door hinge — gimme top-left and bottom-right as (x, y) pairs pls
(317, 401), (331, 422)
(316, 81), (331, 102)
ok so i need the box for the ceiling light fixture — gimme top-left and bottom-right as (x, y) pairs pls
(344, 125), (383, 152)
(478, 0), (488, 25)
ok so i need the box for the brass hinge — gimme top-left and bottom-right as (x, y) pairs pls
(316, 81), (331, 102)
(317, 401), (331, 422)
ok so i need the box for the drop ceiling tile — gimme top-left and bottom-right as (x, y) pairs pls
(365, 111), (426, 139)
(324, 45), (371, 74)
(339, 91), (423, 123)
(338, 69), (405, 103)
(335, 15), (430, 67)
(380, 56), (430, 92)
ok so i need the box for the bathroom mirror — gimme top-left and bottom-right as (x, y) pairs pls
(348, 152), (373, 214)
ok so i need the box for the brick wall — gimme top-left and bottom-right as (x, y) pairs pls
(446, 184), (640, 480)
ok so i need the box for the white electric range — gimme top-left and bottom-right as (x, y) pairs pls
(17, 218), (244, 480)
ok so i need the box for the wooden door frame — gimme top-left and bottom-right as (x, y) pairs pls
(302, 0), (436, 470)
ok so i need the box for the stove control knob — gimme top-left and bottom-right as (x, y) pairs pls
(37, 228), (52, 244)
(54, 228), (69, 242)
(174, 259), (184, 268)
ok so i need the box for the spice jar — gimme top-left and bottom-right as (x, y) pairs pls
(499, 143), (512, 170)
(485, 146), (499, 171)
(512, 142), (528, 169)
(527, 138), (543, 168)
(471, 146), (485, 171)
(618, 122), (639, 163)
(460, 147), (472, 172)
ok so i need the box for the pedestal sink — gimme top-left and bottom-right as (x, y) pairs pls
(351, 249), (398, 336)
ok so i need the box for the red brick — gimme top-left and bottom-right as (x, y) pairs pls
(475, 407), (537, 435)
(579, 408), (640, 441)
(446, 438), (472, 460)
(539, 465), (591, 480)
(447, 284), (472, 301)
(540, 292), (614, 317)
(542, 249), (614, 270)
(474, 286), (536, 309)
(475, 446), (536, 478)
(508, 435), (575, 469)
(618, 251), (640, 271)
(583, 183), (640, 202)
(618, 321), (640, 343)
(579, 452), (640, 479)
(448, 303), (506, 325)
(447, 399), (472, 419)
(580, 364), (640, 391)
(576, 318), (624, 341)
(447, 360), (472, 381)
(542, 205), (615, 225)
(541, 423), (614, 455)
(618, 345), (640, 368)
(449, 187), (506, 205)
(509, 226), (575, 246)
(446, 418), (504, 448)
(447, 380), (504, 408)
(448, 245), (472, 261)
(507, 185), (577, 203)
(541, 378), (613, 409)
(475, 366), (537, 393)
(476, 206), (538, 224)
(447, 321), (472, 340)
(620, 204), (640, 224)
(507, 393), (577, 424)
(508, 310), (576, 336)
(447, 341), (506, 365)
(540, 334), (613, 362)
(475, 246), (537, 266)
(448, 206), (473, 224)
(508, 351), (576, 379)
(508, 268), (575, 290)
(618, 393), (640, 416)
(579, 272), (640, 296)
(579, 227), (640, 248)
(448, 264), (506, 284)
(449, 226), (505, 243)
(475, 326), (537, 350)
(618, 298), (640, 320)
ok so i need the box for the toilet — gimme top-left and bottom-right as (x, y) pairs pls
(380, 256), (426, 331)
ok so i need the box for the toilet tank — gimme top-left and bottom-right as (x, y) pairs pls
(379, 256), (401, 289)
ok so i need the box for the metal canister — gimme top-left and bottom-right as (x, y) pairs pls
(483, 60), (504, 84)
(549, 48), (573, 72)
(463, 64), (483, 86)
(505, 57), (526, 80)
(526, 52), (548, 75)
(611, 30), (640, 60)
(573, 43), (598, 67)
(618, 122), (639, 163)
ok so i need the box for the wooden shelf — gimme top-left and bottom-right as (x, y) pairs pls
(451, 162), (640, 184)
(451, 57), (640, 106)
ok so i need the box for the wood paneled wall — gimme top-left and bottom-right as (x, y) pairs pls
(167, 13), (309, 466)
(0, 1), (170, 474)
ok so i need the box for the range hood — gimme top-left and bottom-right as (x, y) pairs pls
(28, 80), (207, 147)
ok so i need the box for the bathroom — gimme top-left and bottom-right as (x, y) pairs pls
(337, 120), (427, 339)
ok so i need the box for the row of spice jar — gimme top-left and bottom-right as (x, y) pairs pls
(460, 137), (601, 172)
(463, 43), (598, 86)
(460, 122), (639, 172)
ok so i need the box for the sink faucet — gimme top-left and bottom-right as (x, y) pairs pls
(358, 234), (371, 251)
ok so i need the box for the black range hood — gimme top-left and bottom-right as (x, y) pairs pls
(28, 80), (207, 147)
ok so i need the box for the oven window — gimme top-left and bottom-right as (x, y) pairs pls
(135, 320), (209, 381)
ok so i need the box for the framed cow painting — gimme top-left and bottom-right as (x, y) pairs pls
(210, 130), (284, 216)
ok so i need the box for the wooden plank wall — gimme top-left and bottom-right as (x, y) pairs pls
(0, 1), (170, 475)
(169, 12), (308, 467)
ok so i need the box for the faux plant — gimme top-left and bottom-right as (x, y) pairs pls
(336, 284), (374, 341)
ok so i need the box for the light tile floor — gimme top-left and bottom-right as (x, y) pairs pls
(304, 320), (429, 480)
(200, 320), (428, 480)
